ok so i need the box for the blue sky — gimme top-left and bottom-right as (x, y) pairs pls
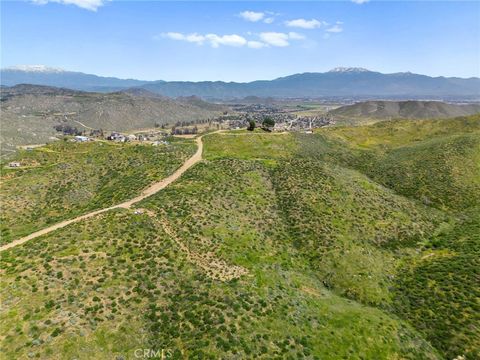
(1, 0), (479, 81)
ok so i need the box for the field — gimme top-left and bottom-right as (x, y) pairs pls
(203, 131), (296, 161)
(1, 115), (479, 359)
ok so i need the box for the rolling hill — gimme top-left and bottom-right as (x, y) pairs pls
(1, 115), (479, 359)
(329, 100), (480, 121)
(0, 84), (226, 155)
(0, 138), (196, 244)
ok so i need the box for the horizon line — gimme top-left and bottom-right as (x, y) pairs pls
(2, 65), (480, 83)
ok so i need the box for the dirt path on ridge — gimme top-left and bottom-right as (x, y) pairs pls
(0, 134), (209, 252)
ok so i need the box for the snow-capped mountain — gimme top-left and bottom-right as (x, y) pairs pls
(1, 65), (479, 98)
(4, 65), (66, 73)
(1, 66), (147, 92)
(328, 67), (371, 73)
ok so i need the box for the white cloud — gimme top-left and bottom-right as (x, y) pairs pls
(263, 17), (275, 24)
(326, 24), (343, 33)
(162, 32), (249, 48)
(239, 10), (265, 22)
(162, 32), (205, 45)
(160, 30), (304, 49)
(205, 34), (247, 48)
(184, 33), (206, 44)
(31, 0), (107, 11)
(247, 41), (267, 49)
(351, 0), (370, 4)
(259, 32), (289, 47)
(163, 32), (186, 41)
(288, 32), (305, 40)
(259, 32), (304, 47)
(285, 18), (323, 29)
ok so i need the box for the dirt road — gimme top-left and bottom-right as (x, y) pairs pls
(0, 135), (206, 252)
(73, 120), (96, 130)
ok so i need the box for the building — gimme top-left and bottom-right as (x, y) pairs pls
(8, 162), (21, 168)
(74, 135), (90, 142)
(107, 132), (126, 142)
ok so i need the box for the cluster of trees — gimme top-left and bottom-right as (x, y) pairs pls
(89, 129), (104, 137)
(171, 126), (199, 135)
(247, 116), (275, 132)
(54, 124), (107, 138)
(175, 120), (205, 127)
(53, 124), (82, 136)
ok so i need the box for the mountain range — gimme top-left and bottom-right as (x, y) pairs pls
(2, 66), (479, 100)
(1, 65), (147, 93)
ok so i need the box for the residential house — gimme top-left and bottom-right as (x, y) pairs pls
(74, 135), (90, 142)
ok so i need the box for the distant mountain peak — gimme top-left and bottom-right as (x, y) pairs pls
(328, 67), (371, 73)
(4, 65), (66, 73)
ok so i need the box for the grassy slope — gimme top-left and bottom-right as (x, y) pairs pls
(329, 101), (480, 125)
(1, 162), (439, 359)
(271, 159), (443, 306)
(1, 116), (479, 359)
(203, 131), (296, 161)
(300, 115), (480, 359)
(394, 210), (480, 359)
(359, 134), (480, 211)
(307, 116), (480, 211)
(0, 138), (196, 244)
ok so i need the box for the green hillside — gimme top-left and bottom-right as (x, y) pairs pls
(272, 159), (443, 305)
(0, 138), (196, 244)
(1, 115), (479, 359)
(394, 210), (480, 359)
(329, 100), (480, 125)
(0, 209), (439, 359)
(300, 116), (480, 211)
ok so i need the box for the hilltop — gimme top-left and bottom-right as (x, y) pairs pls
(0, 84), (226, 155)
(329, 100), (480, 123)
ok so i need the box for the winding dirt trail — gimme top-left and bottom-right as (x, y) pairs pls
(0, 135), (208, 252)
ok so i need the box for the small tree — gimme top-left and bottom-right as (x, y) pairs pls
(262, 116), (275, 131)
(262, 116), (275, 127)
(247, 119), (256, 131)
